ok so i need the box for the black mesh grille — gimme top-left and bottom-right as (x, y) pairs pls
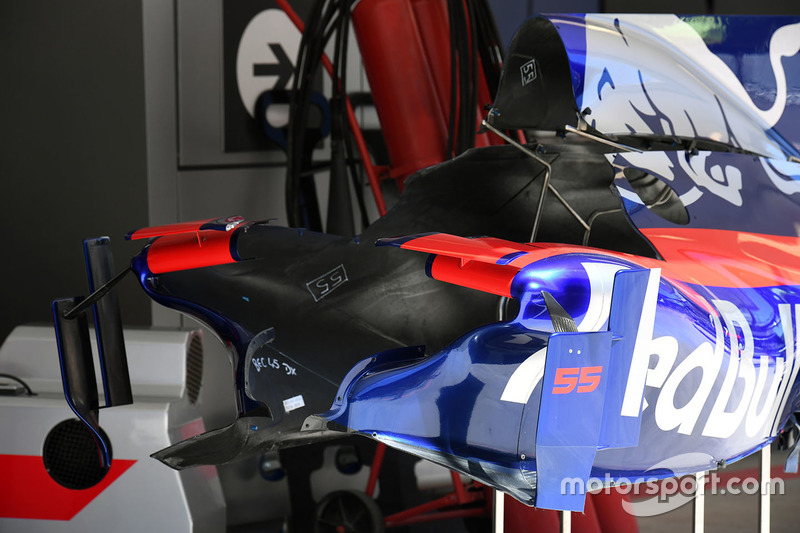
(42, 419), (111, 490)
(186, 334), (203, 404)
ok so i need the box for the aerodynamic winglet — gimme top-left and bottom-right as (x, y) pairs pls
(377, 233), (535, 265)
(126, 215), (244, 240)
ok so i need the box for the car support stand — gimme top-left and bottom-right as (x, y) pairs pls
(693, 471), (705, 533)
(759, 445), (770, 533)
(492, 490), (504, 533)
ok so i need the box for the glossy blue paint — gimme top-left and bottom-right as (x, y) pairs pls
(497, 251), (528, 265)
(535, 331), (611, 511)
(318, 246), (800, 508)
(610, 154), (800, 239)
(681, 15), (800, 157)
(598, 269), (652, 449)
(321, 320), (547, 503)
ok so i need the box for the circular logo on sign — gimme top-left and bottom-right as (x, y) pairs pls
(236, 9), (300, 118)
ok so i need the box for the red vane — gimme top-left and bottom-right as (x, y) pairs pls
(127, 218), (217, 240)
(428, 255), (518, 298)
(399, 233), (537, 265)
(401, 228), (800, 290)
(127, 216), (245, 241)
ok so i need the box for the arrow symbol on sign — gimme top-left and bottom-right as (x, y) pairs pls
(253, 43), (293, 91)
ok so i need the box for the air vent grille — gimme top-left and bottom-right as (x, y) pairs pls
(186, 334), (203, 404)
(43, 419), (110, 489)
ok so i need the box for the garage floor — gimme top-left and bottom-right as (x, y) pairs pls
(637, 443), (799, 533)
(230, 442), (798, 532)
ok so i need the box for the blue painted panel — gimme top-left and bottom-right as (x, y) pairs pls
(535, 331), (611, 511)
(598, 269), (653, 448)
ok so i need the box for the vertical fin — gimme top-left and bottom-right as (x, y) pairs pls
(534, 331), (612, 511)
(52, 298), (111, 467)
(598, 268), (660, 448)
(84, 237), (132, 407)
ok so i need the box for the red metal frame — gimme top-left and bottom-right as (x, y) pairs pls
(366, 442), (493, 528)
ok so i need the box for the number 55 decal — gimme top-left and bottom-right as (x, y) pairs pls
(552, 366), (603, 394)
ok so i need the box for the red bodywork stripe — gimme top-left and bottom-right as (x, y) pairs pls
(145, 230), (237, 274)
(640, 227), (800, 289)
(127, 218), (218, 240)
(400, 228), (800, 292)
(397, 234), (537, 265)
(429, 255), (518, 297)
(0, 455), (135, 520)
(127, 216), (245, 241)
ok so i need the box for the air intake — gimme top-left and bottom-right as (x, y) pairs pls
(186, 334), (203, 404)
(43, 419), (111, 489)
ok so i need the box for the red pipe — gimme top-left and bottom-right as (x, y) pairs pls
(352, 0), (450, 183)
(410, 0), (452, 138)
(383, 481), (484, 526)
(592, 490), (639, 533)
(451, 470), (468, 503)
(387, 507), (486, 527)
(365, 442), (386, 498)
(573, 493), (603, 533)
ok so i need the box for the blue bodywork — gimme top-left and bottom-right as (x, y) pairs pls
(313, 244), (800, 510)
(310, 16), (800, 508)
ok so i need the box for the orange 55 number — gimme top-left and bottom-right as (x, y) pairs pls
(552, 366), (603, 394)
